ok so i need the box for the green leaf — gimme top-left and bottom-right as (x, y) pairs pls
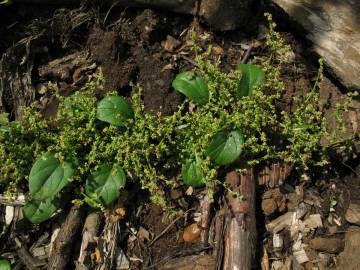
(29, 153), (76, 201)
(182, 157), (205, 188)
(0, 0), (12, 6)
(0, 259), (11, 270)
(23, 196), (61, 224)
(96, 96), (134, 126)
(205, 130), (244, 165)
(85, 164), (126, 207)
(172, 71), (209, 105)
(62, 93), (87, 114)
(236, 64), (265, 98)
(0, 113), (10, 133)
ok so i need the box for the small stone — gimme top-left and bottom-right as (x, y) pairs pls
(309, 237), (344, 254)
(345, 203), (360, 225)
(262, 198), (278, 216)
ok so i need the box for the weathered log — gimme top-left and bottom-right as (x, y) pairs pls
(223, 170), (256, 270)
(47, 205), (85, 270)
(271, 0), (360, 90)
(12, 0), (253, 31)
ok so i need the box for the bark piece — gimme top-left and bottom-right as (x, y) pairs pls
(223, 170), (256, 270)
(76, 211), (103, 270)
(271, 0), (360, 90)
(266, 212), (295, 233)
(12, 0), (253, 31)
(158, 255), (216, 270)
(309, 237), (344, 254)
(257, 163), (293, 187)
(47, 205), (85, 270)
(199, 191), (211, 245)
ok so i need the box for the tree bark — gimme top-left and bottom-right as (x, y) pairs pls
(271, 0), (360, 90)
(12, 0), (253, 31)
(223, 170), (256, 270)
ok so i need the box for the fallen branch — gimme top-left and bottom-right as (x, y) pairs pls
(47, 205), (85, 270)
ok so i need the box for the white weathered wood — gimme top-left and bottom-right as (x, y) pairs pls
(272, 0), (360, 90)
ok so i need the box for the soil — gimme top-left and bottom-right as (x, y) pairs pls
(0, 2), (360, 270)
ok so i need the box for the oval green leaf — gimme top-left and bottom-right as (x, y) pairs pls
(236, 64), (265, 98)
(96, 96), (134, 126)
(172, 71), (209, 105)
(205, 130), (244, 165)
(182, 157), (205, 188)
(85, 164), (126, 207)
(62, 93), (87, 114)
(0, 259), (11, 270)
(23, 196), (61, 224)
(29, 152), (76, 201)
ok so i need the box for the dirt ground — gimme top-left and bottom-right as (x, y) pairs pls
(0, 2), (360, 270)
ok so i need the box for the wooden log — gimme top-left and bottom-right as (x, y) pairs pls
(223, 170), (256, 270)
(271, 0), (360, 90)
(47, 205), (85, 270)
(11, 0), (253, 31)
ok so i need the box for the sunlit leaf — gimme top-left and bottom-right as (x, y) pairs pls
(236, 64), (265, 98)
(182, 157), (205, 188)
(29, 152), (76, 201)
(23, 196), (61, 224)
(205, 130), (244, 165)
(96, 96), (134, 126)
(172, 71), (209, 105)
(85, 164), (126, 207)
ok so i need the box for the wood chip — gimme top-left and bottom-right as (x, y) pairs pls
(266, 212), (295, 233)
(304, 214), (323, 229)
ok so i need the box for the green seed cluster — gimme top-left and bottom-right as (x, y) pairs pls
(0, 14), (356, 208)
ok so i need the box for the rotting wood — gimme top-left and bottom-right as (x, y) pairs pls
(257, 162), (293, 188)
(271, 0), (360, 90)
(12, 0), (253, 31)
(223, 170), (256, 270)
(47, 205), (85, 270)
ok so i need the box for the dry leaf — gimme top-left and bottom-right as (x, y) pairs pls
(212, 45), (224, 55)
(183, 223), (201, 242)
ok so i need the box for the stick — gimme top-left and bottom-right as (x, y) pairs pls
(47, 205), (85, 270)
